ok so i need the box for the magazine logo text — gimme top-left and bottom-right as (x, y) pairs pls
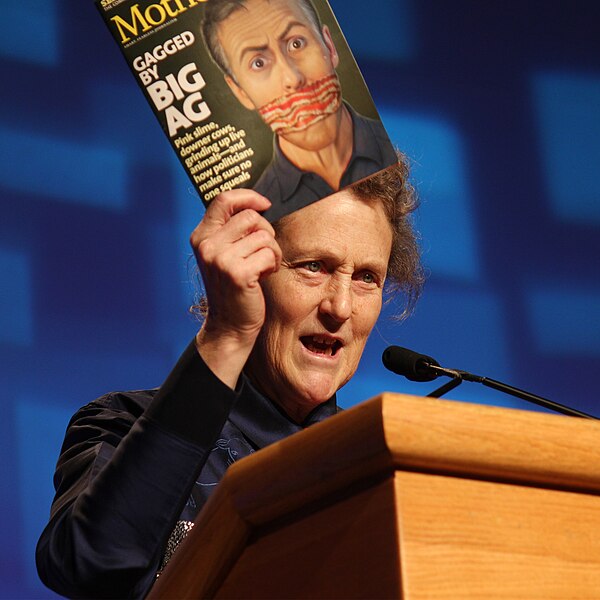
(110, 0), (206, 44)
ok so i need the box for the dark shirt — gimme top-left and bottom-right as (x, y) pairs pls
(255, 104), (398, 222)
(36, 341), (338, 599)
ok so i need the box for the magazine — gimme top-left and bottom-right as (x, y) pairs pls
(96, 0), (397, 221)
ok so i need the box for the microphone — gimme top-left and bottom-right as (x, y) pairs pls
(381, 345), (597, 420)
(381, 346), (440, 382)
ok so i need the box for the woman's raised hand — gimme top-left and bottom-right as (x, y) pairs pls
(190, 190), (282, 388)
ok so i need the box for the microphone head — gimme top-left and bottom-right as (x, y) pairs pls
(382, 346), (440, 382)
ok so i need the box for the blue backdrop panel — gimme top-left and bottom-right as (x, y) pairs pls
(532, 72), (600, 223)
(0, 129), (128, 209)
(332, 0), (416, 61)
(0, 1), (59, 65)
(526, 285), (600, 356)
(380, 110), (480, 281)
(15, 398), (73, 592)
(0, 248), (33, 345)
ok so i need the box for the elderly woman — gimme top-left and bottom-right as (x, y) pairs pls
(36, 159), (422, 599)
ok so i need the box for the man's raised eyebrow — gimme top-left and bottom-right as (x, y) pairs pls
(238, 43), (269, 64)
(237, 21), (312, 64)
(278, 20), (311, 41)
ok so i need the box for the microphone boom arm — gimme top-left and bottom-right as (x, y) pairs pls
(479, 375), (595, 419)
(424, 361), (596, 419)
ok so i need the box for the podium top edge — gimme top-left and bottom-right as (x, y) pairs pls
(212, 393), (600, 527)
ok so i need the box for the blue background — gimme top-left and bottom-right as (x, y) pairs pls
(2, 1), (599, 597)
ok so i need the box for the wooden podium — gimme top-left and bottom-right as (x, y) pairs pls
(149, 394), (600, 599)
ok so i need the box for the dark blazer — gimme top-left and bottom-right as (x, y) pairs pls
(36, 341), (337, 598)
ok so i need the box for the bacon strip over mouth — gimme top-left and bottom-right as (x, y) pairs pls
(258, 74), (342, 134)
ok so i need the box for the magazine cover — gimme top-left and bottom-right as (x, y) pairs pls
(96, 0), (397, 221)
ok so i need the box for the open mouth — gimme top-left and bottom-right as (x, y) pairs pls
(300, 335), (342, 357)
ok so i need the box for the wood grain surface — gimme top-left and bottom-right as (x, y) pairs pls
(149, 394), (600, 599)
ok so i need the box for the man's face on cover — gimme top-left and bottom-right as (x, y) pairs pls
(218, 0), (342, 151)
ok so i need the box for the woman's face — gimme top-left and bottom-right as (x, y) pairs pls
(246, 190), (393, 422)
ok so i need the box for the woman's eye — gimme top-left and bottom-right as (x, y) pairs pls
(288, 36), (307, 52)
(303, 261), (321, 273)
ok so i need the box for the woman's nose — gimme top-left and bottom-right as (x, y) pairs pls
(319, 280), (352, 323)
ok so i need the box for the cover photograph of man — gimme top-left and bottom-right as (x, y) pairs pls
(201, 0), (398, 221)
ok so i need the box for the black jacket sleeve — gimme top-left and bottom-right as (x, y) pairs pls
(36, 341), (239, 599)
